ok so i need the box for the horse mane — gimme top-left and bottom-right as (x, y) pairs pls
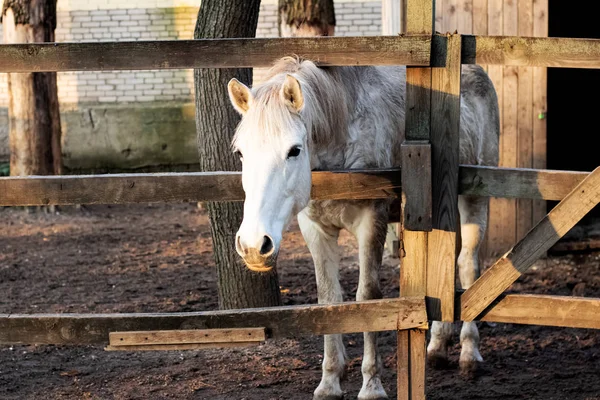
(232, 56), (349, 151)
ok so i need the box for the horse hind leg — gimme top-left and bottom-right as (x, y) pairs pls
(349, 203), (388, 400)
(457, 195), (488, 376)
(427, 321), (454, 369)
(297, 210), (347, 400)
(427, 195), (488, 372)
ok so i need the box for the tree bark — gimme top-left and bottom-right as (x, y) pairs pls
(194, 0), (282, 310)
(2, 0), (61, 176)
(278, 0), (336, 37)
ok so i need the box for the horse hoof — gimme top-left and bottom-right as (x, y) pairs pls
(314, 386), (344, 400)
(358, 395), (388, 400)
(358, 382), (388, 400)
(459, 359), (481, 379)
(313, 395), (344, 400)
(427, 351), (450, 369)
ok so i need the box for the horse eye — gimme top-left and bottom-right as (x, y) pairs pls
(287, 146), (301, 159)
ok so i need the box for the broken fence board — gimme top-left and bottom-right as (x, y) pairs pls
(109, 328), (266, 346)
(105, 342), (260, 351)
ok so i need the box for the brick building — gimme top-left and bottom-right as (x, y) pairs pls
(0, 0), (383, 170)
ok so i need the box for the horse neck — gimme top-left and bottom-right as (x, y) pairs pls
(301, 67), (354, 170)
(306, 66), (406, 170)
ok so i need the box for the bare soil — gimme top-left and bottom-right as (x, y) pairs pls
(1, 203), (600, 400)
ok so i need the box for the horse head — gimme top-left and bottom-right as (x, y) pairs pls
(227, 74), (312, 272)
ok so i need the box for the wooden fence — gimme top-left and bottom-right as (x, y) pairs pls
(1, 0), (600, 398)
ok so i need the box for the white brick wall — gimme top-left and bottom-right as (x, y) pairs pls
(52, 6), (198, 105)
(0, 1), (383, 107)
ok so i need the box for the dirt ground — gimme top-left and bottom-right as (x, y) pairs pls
(1, 202), (600, 400)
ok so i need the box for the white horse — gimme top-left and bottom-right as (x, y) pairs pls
(227, 56), (499, 400)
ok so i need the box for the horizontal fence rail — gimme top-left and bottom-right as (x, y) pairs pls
(0, 168), (402, 206)
(2, 35), (600, 73)
(2, 292), (597, 346)
(0, 166), (589, 207)
(458, 165), (589, 200)
(478, 294), (600, 330)
(461, 36), (600, 69)
(0, 298), (427, 345)
(0, 36), (431, 72)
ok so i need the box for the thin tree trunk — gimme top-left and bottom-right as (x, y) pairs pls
(2, 0), (61, 176)
(194, 0), (282, 310)
(278, 0), (336, 37)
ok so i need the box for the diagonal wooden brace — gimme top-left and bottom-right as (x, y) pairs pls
(461, 166), (600, 321)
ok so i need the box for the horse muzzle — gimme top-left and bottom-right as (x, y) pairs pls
(235, 234), (278, 272)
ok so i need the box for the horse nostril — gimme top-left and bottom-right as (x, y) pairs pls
(260, 235), (274, 255)
(236, 235), (246, 255)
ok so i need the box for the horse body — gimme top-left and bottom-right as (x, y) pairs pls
(228, 57), (499, 399)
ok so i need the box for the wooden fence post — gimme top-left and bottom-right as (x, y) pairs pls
(398, 0), (434, 399)
(426, 33), (462, 322)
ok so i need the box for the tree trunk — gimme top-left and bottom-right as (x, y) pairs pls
(2, 0), (62, 176)
(278, 0), (336, 37)
(194, 0), (282, 310)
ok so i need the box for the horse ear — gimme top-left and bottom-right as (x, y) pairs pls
(280, 74), (304, 112)
(227, 78), (253, 114)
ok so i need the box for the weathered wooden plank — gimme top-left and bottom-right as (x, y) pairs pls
(472, 0), (488, 35)
(397, 329), (411, 400)
(532, 0), (549, 225)
(457, 0), (473, 34)
(486, 0), (502, 36)
(0, 166), (590, 207)
(401, 142), (432, 230)
(484, 0), (504, 259)
(477, 294), (600, 330)
(462, 36), (600, 68)
(516, 0), (534, 241)
(0, 36), (432, 73)
(0, 297), (427, 345)
(444, 0), (459, 34)
(516, 63), (534, 240)
(405, 68), (432, 140)
(461, 167), (600, 321)
(109, 328), (266, 346)
(498, 1), (519, 259)
(400, 231), (428, 297)
(427, 33), (461, 322)
(311, 169), (402, 200)
(458, 165), (589, 201)
(0, 169), (402, 206)
(434, 0), (443, 33)
(403, 0), (434, 35)
(105, 342), (260, 351)
(399, 2), (432, 397)
(397, 329), (426, 400)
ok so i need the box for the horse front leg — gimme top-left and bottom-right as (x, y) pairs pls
(350, 204), (388, 400)
(298, 210), (346, 400)
(456, 195), (487, 375)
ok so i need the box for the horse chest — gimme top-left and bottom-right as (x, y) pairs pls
(303, 199), (390, 233)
